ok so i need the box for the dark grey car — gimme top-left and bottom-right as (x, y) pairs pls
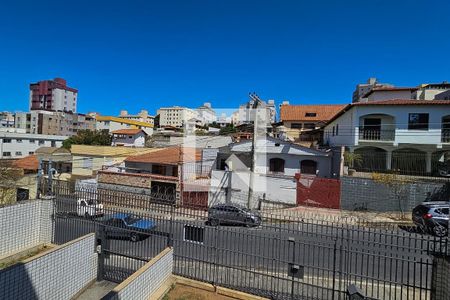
(412, 202), (449, 237)
(207, 204), (262, 227)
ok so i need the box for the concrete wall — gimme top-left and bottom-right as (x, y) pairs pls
(209, 170), (297, 208)
(105, 248), (173, 300)
(432, 255), (450, 300)
(0, 200), (52, 257)
(340, 176), (446, 212)
(0, 234), (97, 300)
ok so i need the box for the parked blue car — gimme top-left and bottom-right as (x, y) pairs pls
(102, 213), (157, 242)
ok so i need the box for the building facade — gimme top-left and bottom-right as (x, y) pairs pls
(0, 112), (14, 129)
(118, 110), (154, 125)
(29, 78), (78, 113)
(157, 106), (198, 128)
(196, 103), (216, 125)
(279, 103), (345, 141)
(111, 129), (147, 147)
(324, 99), (450, 176)
(15, 110), (95, 136)
(236, 99), (276, 126)
(95, 116), (154, 135)
(352, 78), (394, 103)
(0, 132), (67, 159)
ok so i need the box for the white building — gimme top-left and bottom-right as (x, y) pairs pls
(324, 99), (450, 175)
(0, 132), (67, 159)
(95, 116), (154, 135)
(111, 129), (147, 147)
(118, 109), (154, 125)
(196, 103), (216, 125)
(157, 106), (198, 128)
(362, 87), (417, 101)
(236, 98), (276, 125)
(414, 82), (450, 100)
(29, 78), (78, 113)
(0, 112), (14, 128)
(352, 78), (394, 103)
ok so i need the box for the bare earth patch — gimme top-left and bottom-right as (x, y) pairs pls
(163, 284), (236, 300)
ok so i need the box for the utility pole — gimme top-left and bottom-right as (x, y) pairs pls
(47, 158), (53, 196)
(247, 93), (263, 209)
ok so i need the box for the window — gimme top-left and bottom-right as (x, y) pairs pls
(300, 160), (317, 175)
(29, 152), (34, 155)
(3, 152), (11, 157)
(15, 151), (22, 156)
(408, 113), (429, 130)
(332, 126), (335, 136)
(305, 112), (317, 117)
(336, 124), (339, 136)
(29, 139), (35, 143)
(269, 158), (285, 173)
(291, 123), (302, 129)
(303, 123), (315, 129)
(3, 138), (11, 143)
(38, 140), (45, 145)
(16, 139), (22, 143)
(128, 136), (133, 139)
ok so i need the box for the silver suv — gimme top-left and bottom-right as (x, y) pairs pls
(207, 204), (262, 227)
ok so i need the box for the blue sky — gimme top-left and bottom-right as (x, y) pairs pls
(0, 0), (449, 116)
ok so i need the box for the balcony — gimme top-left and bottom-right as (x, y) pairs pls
(358, 129), (395, 141)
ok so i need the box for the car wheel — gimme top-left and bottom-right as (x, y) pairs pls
(130, 233), (139, 242)
(245, 218), (255, 227)
(210, 218), (219, 226)
(433, 225), (448, 237)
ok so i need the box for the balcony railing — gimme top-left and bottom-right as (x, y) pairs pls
(358, 129), (395, 141)
(442, 130), (450, 143)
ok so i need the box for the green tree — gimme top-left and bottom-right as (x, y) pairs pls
(62, 130), (112, 149)
(219, 124), (237, 135)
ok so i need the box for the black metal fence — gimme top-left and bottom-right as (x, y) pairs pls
(45, 180), (447, 300)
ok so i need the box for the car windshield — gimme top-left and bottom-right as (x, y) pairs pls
(124, 215), (141, 224)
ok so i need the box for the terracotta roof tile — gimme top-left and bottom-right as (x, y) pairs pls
(125, 146), (201, 165)
(280, 104), (346, 122)
(353, 99), (450, 106)
(12, 155), (39, 171)
(111, 129), (146, 135)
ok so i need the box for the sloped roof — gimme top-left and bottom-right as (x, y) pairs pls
(125, 146), (201, 165)
(362, 87), (417, 98)
(112, 129), (147, 135)
(12, 155), (39, 171)
(280, 104), (346, 121)
(35, 147), (70, 155)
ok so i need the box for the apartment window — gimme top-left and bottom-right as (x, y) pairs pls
(29, 139), (35, 143)
(408, 113), (429, 130)
(305, 112), (317, 117)
(29, 151), (34, 155)
(16, 139), (23, 143)
(38, 140), (45, 145)
(303, 123), (315, 129)
(51, 141), (56, 147)
(15, 151), (22, 156)
(3, 152), (11, 157)
(3, 138), (11, 143)
(128, 136), (133, 139)
(269, 158), (285, 173)
(291, 123), (302, 129)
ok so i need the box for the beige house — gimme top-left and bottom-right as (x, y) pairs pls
(71, 145), (159, 178)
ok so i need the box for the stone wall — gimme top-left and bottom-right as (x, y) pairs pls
(105, 247), (173, 300)
(0, 234), (97, 300)
(340, 176), (447, 212)
(98, 171), (153, 188)
(0, 200), (52, 257)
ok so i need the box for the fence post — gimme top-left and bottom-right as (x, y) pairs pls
(97, 224), (106, 281)
(288, 237), (296, 300)
(332, 237), (338, 300)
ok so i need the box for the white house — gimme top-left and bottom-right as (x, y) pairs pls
(196, 102), (216, 125)
(111, 129), (147, 147)
(324, 99), (450, 175)
(0, 132), (67, 159)
(208, 137), (334, 208)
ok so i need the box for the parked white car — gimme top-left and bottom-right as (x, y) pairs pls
(77, 199), (104, 218)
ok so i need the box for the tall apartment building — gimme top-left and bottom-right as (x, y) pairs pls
(157, 106), (198, 128)
(196, 102), (216, 125)
(118, 109), (154, 125)
(15, 110), (95, 136)
(29, 78), (78, 113)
